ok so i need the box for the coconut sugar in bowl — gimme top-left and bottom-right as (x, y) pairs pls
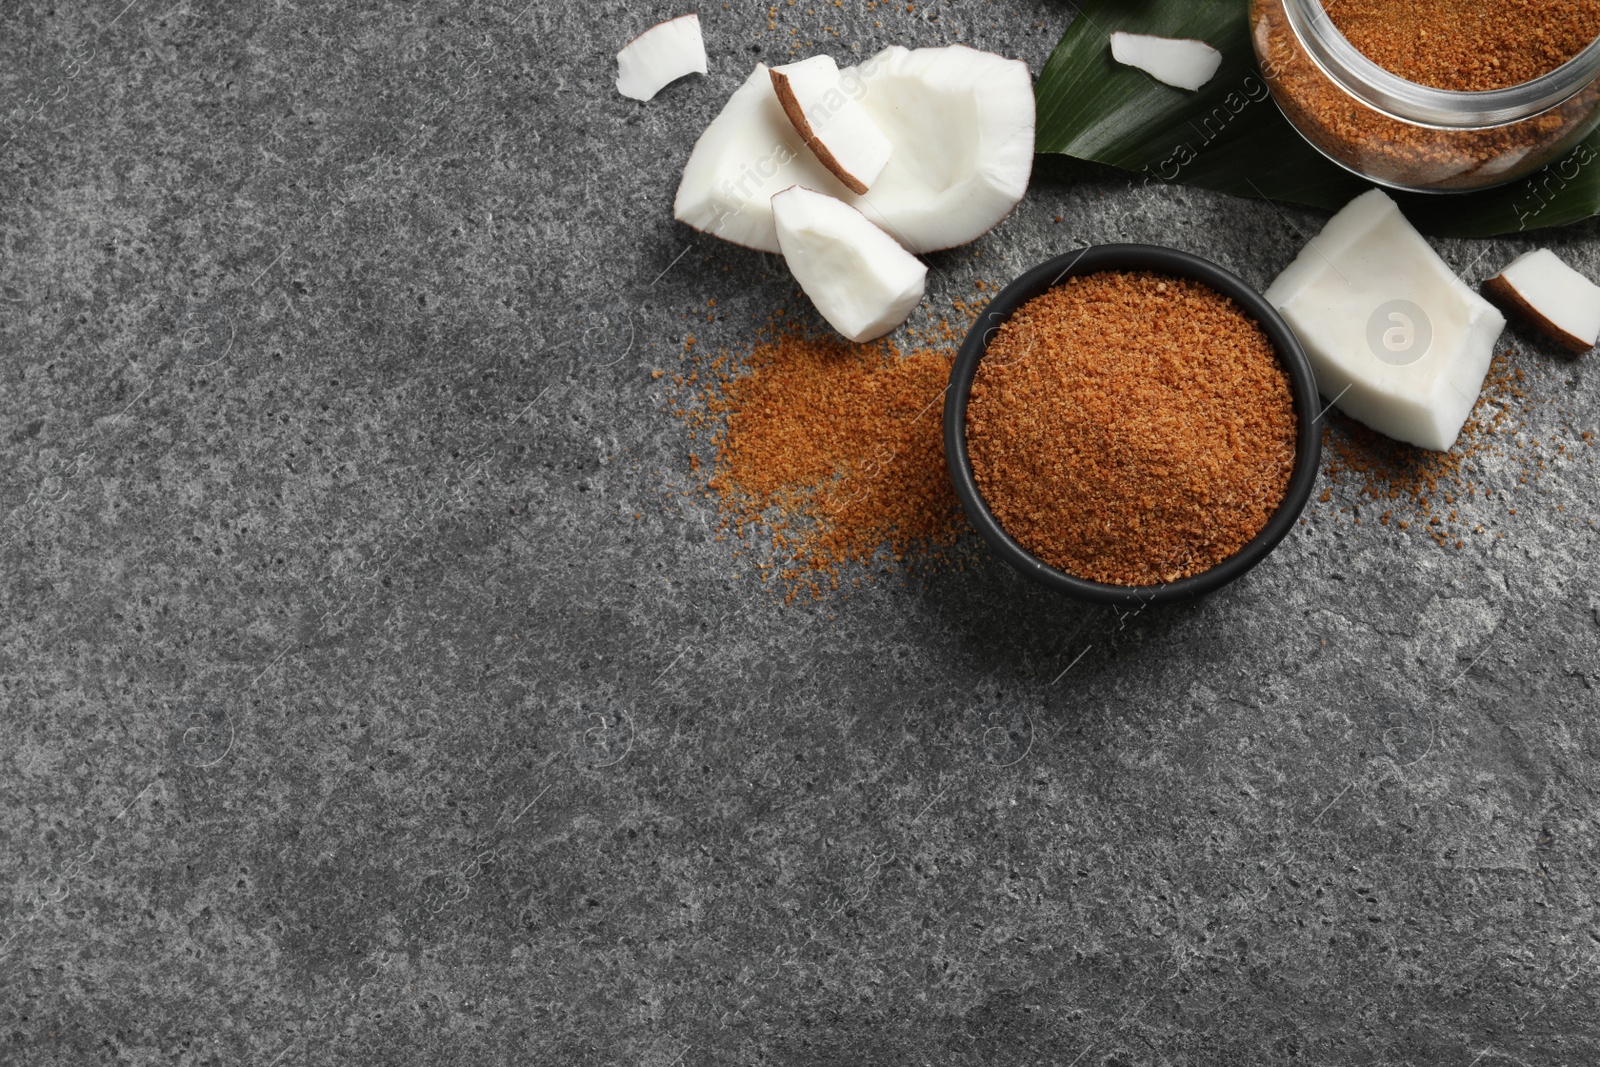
(943, 245), (1322, 606)
(1252, 0), (1600, 192)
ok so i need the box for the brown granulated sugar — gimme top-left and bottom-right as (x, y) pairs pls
(1252, 0), (1600, 190)
(669, 312), (971, 602)
(1327, 0), (1600, 92)
(966, 271), (1298, 587)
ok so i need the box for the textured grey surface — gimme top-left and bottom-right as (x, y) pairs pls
(3, 1), (1599, 1064)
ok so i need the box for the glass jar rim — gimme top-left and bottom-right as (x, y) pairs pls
(1281, 0), (1600, 127)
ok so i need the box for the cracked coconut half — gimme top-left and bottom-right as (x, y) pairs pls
(674, 45), (1034, 256)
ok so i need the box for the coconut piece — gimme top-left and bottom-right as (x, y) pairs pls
(675, 46), (1033, 255)
(616, 15), (707, 102)
(1264, 189), (1505, 453)
(770, 55), (893, 195)
(1109, 32), (1223, 92)
(848, 45), (1035, 253)
(674, 64), (852, 253)
(1482, 248), (1600, 354)
(771, 186), (926, 343)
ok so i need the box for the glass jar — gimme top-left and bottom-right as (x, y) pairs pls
(1251, 0), (1600, 192)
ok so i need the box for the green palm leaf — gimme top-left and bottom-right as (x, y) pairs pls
(1035, 0), (1600, 236)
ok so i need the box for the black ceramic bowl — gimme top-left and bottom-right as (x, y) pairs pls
(943, 244), (1322, 607)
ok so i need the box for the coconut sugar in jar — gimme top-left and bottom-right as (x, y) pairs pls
(1251, 0), (1600, 192)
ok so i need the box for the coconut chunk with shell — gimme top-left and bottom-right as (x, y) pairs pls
(1482, 248), (1600, 354)
(674, 64), (852, 253)
(772, 186), (927, 343)
(770, 55), (893, 195)
(1109, 32), (1222, 92)
(674, 46), (1034, 255)
(616, 15), (708, 102)
(848, 44), (1035, 253)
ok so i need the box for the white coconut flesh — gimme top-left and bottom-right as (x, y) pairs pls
(1109, 32), (1222, 92)
(1264, 189), (1505, 453)
(771, 186), (927, 343)
(770, 55), (893, 195)
(848, 45), (1035, 253)
(616, 14), (708, 102)
(1482, 248), (1600, 354)
(674, 64), (851, 253)
(674, 45), (1035, 255)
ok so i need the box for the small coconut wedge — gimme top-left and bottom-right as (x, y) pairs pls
(1482, 248), (1600, 354)
(848, 45), (1034, 253)
(616, 14), (707, 102)
(1109, 32), (1222, 92)
(772, 186), (926, 343)
(770, 55), (893, 195)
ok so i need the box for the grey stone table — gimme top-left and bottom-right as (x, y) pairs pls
(3, 1), (1597, 1064)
